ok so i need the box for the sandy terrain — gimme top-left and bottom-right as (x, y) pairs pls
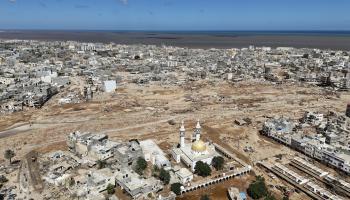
(0, 80), (349, 199)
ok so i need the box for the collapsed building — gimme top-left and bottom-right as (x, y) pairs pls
(63, 131), (170, 199)
(1, 39), (350, 115)
(261, 116), (296, 145)
(261, 109), (350, 174)
(113, 139), (143, 168)
(114, 166), (163, 198)
(67, 131), (121, 164)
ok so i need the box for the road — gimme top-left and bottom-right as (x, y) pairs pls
(0, 116), (177, 139)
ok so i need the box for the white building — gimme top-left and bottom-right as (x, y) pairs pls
(175, 168), (193, 184)
(0, 77), (15, 85)
(103, 80), (117, 93)
(228, 187), (244, 200)
(87, 168), (115, 193)
(67, 132), (121, 163)
(171, 120), (219, 171)
(140, 139), (171, 170)
(74, 168), (116, 198)
(40, 70), (58, 83)
(115, 167), (162, 198)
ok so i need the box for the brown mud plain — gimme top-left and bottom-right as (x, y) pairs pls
(0, 80), (349, 199)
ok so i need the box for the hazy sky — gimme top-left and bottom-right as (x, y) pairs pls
(0, 0), (349, 30)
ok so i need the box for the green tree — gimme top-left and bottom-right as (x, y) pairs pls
(135, 157), (147, 175)
(247, 176), (268, 199)
(211, 156), (224, 170)
(194, 161), (211, 177)
(159, 168), (171, 185)
(0, 175), (8, 183)
(68, 178), (75, 187)
(170, 182), (182, 195)
(200, 194), (210, 200)
(106, 183), (115, 195)
(97, 160), (106, 169)
(4, 149), (15, 164)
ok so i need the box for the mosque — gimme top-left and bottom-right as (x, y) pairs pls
(171, 120), (219, 171)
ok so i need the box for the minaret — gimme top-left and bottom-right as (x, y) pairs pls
(195, 119), (201, 141)
(179, 120), (185, 148)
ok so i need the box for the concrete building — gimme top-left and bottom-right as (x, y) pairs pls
(0, 100), (23, 113)
(139, 139), (171, 170)
(261, 117), (295, 145)
(273, 163), (309, 185)
(114, 140), (143, 168)
(174, 168), (193, 184)
(115, 167), (163, 199)
(263, 114), (350, 174)
(86, 168), (116, 193)
(228, 187), (246, 200)
(67, 131), (121, 163)
(43, 151), (80, 186)
(103, 80), (116, 93)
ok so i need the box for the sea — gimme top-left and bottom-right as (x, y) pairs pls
(0, 30), (350, 50)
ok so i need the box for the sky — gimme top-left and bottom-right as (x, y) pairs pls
(0, 0), (349, 30)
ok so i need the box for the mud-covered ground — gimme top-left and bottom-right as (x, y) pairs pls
(0, 80), (349, 200)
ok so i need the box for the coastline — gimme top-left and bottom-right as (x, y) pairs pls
(1, 30), (350, 50)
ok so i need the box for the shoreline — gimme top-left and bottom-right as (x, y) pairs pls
(1, 30), (350, 50)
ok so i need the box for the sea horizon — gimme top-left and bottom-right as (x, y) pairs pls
(1, 29), (350, 50)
